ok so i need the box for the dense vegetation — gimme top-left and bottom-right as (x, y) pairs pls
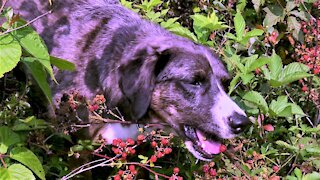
(0, 0), (320, 179)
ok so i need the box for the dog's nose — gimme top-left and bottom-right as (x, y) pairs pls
(228, 113), (251, 134)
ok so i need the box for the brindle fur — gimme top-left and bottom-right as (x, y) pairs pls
(6, 0), (249, 160)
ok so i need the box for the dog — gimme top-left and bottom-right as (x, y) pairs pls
(7, 0), (250, 161)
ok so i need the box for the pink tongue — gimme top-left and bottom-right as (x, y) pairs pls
(196, 130), (221, 154)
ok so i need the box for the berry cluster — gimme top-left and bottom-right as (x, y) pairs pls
(114, 165), (137, 180)
(294, 18), (320, 75)
(65, 91), (85, 110)
(88, 94), (106, 112)
(202, 162), (217, 178)
(264, 30), (279, 46)
(148, 130), (174, 163)
(112, 138), (136, 160)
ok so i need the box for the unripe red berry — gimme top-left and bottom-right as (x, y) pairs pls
(273, 165), (279, 173)
(164, 148), (172, 154)
(114, 175), (121, 180)
(302, 85), (308, 92)
(150, 155), (157, 162)
(137, 134), (145, 141)
(203, 164), (209, 173)
(209, 168), (217, 176)
(126, 138), (135, 145)
(161, 138), (168, 145)
(118, 170), (124, 175)
(129, 165), (135, 171)
(173, 167), (180, 174)
(120, 142), (126, 148)
(157, 152), (164, 158)
(121, 152), (127, 159)
(220, 144), (227, 153)
(151, 141), (157, 148)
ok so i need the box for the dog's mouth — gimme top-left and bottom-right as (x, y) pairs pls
(183, 125), (222, 160)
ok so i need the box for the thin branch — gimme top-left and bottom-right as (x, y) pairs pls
(0, 10), (52, 36)
(0, 0), (8, 14)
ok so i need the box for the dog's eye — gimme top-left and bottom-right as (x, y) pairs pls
(190, 76), (205, 86)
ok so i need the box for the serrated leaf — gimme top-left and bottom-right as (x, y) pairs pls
(0, 126), (20, 154)
(268, 51), (283, 79)
(21, 57), (52, 104)
(290, 104), (305, 116)
(240, 73), (254, 85)
(228, 74), (241, 94)
(7, 19), (56, 83)
(303, 172), (320, 180)
(236, 0), (247, 12)
(0, 164), (35, 180)
(283, 62), (309, 77)
(226, 32), (237, 40)
(276, 72), (312, 87)
(234, 11), (245, 40)
(12, 116), (48, 131)
(287, 16), (301, 40)
(269, 96), (292, 117)
(50, 56), (75, 71)
(245, 29), (264, 37)
(306, 147), (320, 155)
(294, 168), (302, 179)
(10, 147), (45, 180)
(243, 91), (269, 113)
(247, 56), (269, 72)
(0, 34), (22, 78)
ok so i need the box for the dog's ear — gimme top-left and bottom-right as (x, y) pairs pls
(119, 41), (171, 121)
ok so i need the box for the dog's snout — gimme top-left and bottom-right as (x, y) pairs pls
(228, 113), (251, 134)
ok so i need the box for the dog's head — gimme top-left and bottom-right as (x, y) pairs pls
(118, 36), (250, 160)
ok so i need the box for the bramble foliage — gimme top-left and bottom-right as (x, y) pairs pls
(1, 0), (320, 179)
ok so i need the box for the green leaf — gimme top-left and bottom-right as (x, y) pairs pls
(283, 62), (309, 76)
(276, 140), (298, 152)
(10, 147), (45, 180)
(247, 56), (269, 72)
(12, 116), (48, 131)
(274, 72), (312, 87)
(240, 73), (254, 85)
(0, 34), (22, 78)
(303, 172), (320, 180)
(161, 19), (198, 42)
(294, 168), (302, 180)
(268, 51), (283, 79)
(269, 96), (292, 117)
(228, 74), (241, 94)
(0, 126), (20, 154)
(6, 19), (56, 82)
(243, 91), (269, 113)
(236, 0), (247, 12)
(243, 55), (259, 71)
(234, 11), (245, 40)
(306, 147), (320, 155)
(50, 56), (75, 71)
(290, 104), (305, 116)
(0, 164), (35, 180)
(245, 29), (264, 37)
(21, 57), (52, 104)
